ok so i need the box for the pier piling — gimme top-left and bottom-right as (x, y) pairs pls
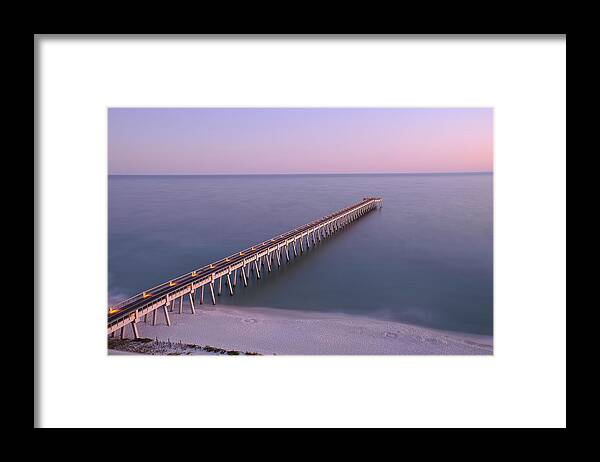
(189, 292), (196, 314)
(162, 305), (171, 326)
(209, 282), (216, 305)
(227, 273), (234, 295)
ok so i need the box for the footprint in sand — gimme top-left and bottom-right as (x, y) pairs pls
(384, 332), (398, 339)
(243, 318), (257, 324)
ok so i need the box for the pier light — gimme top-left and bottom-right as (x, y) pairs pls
(169, 281), (176, 286)
(209, 264), (214, 269)
(192, 271), (197, 276)
(240, 252), (244, 256)
(143, 292), (152, 298)
(108, 307), (120, 315)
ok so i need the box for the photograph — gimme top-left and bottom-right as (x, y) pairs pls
(107, 107), (493, 355)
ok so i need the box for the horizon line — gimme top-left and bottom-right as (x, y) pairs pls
(109, 171), (493, 176)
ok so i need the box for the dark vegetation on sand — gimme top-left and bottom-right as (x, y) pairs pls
(108, 337), (261, 356)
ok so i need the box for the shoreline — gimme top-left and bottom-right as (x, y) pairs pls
(109, 305), (492, 356)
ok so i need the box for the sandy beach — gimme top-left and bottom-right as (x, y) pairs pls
(109, 305), (492, 355)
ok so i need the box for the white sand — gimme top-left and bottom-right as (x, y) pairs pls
(122, 305), (493, 355)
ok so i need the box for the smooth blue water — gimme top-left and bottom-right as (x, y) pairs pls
(109, 173), (493, 335)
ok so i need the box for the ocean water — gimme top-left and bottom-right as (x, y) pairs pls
(109, 173), (493, 335)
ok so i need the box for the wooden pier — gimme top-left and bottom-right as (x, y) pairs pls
(108, 197), (383, 338)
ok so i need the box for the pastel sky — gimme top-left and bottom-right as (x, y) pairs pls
(108, 108), (492, 175)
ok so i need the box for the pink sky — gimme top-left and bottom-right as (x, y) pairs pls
(108, 108), (492, 174)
